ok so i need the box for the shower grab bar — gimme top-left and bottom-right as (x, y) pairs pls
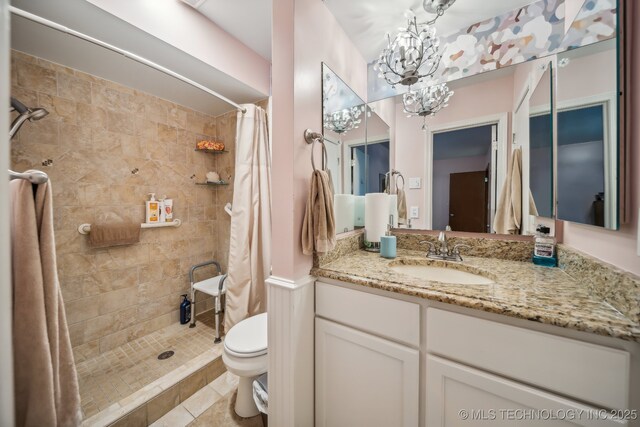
(77, 219), (182, 234)
(9, 6), (247, 114)
(9, 169), (49, 184)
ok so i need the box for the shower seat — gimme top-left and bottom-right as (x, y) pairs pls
(189, 260), (227, 343)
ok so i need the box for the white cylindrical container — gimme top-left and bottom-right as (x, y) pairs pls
(334, 194), (355, 234)
(354, 195), (365, 227)
(365, 193), (390, 244)
(388, 194), (398, 228)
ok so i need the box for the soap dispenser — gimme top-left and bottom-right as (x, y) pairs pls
(532, 225), (557, 267)
(146, 193), (160, 224)
(380, 218), (397, 259)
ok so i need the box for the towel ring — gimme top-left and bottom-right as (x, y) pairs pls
(395, 173), (405, 192)
(306, 130), (328, 172)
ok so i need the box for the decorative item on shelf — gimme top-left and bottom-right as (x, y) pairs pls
(206, 171), (220, 182)
(196, 139), (225, 152)
(402, 82), (453, 130)
(323, 106), (364, 135)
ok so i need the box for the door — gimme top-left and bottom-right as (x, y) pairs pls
(426, 355), (627, 427)
(316, 318), (419, 427)
(449, 171), (488, 232)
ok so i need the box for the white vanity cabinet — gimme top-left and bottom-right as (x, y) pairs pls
(315, 282), (420, 427)
(314, 280), (638, 427)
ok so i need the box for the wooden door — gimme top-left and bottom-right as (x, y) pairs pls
(449, 171), (488, 232)
(316, 318), (419, 427)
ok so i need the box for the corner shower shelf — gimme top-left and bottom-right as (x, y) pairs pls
(194, 149), (228, 154)
(196, 180), (229, 186)
(77, 219), (182, 235)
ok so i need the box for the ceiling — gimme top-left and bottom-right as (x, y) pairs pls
(191, 0), (272, 60)
(10, 0), (266, 116)
(324, 0), (540, 62)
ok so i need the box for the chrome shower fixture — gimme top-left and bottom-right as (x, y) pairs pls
(9, 97), (49, 139)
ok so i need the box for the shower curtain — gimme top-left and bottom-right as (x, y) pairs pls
(10, 180), (81, 426)
(225, 104), (272, 331)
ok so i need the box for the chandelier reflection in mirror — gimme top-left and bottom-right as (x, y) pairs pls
(403, 83), (453, 130)
(374, 0), (455, 88)
(323, 106), (363, 135)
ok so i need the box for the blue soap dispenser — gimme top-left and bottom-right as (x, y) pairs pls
(380, 221), (397, 259)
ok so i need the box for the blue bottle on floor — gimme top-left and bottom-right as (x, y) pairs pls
(180, 294), (191, 324)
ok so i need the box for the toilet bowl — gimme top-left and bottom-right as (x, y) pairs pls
(222, 312), (267, 418)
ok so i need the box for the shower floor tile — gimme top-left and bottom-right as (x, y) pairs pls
(77, 310), (221, 419)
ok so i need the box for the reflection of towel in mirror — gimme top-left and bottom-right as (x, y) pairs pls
(397, 188), (408, 225)
(302, 170), (336, 254)
(494, 148), (537, 234)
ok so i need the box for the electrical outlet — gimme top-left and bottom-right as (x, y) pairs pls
(409, 177), (421, 189)
(410, 206), (419, 219)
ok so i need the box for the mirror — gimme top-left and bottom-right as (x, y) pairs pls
(322, 63), (366, 199)
(556, 39), (618, 229)
(528, 64), (554, 219)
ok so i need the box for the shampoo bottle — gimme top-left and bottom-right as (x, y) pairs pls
(180, 294), (191, 325)
(146, 193), (160, 224)
(158, 196), (166, 223)
(163, 197), (173, 222)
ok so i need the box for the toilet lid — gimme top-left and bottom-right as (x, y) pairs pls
(224, 312), (267, 357)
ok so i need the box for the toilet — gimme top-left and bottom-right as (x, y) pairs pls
(222, 312), (268, 418)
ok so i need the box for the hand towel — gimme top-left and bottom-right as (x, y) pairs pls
(494, 148), (528, 234)
(302, 170), (336, 255)
(88, 222), (141, 248)
(11, 179), (81, 427)
(397, 188), (408, 225)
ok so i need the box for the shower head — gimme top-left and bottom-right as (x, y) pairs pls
(9, 97), (49, 139)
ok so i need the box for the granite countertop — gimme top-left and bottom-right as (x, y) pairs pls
(311, 249), (640, 342)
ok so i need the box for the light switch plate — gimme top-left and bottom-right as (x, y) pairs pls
(410, 206), (419, 219)
(409, 177), (421, 189)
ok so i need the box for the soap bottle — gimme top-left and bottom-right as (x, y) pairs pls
(180, 294), (191, 325)
(163, 196), (173, 222)
(380, 219), (397, 259)
(158, 196), (166, 223)
(146, 193), (160, 224)
(532, 225), (557, 267)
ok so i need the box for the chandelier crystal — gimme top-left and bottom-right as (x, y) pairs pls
(323, 106), (363, 135)
(403, 83), (453, 130)
(374, 15), (441, 87)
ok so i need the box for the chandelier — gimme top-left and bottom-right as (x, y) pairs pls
(323, 106), (363, 135)
(374, 0), (455, 88)
(403, 83), (454, 130)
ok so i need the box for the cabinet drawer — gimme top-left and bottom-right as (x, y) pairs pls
(427, 308), (630, 410)
(316, 281), (420, 347)
(426, 355), (627, 427)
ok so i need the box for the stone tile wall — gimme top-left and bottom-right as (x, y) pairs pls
(10, 50), (251, 359)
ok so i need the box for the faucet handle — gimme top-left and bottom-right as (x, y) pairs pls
(419, 240), (437, 256)
(452, 243), (471, 253)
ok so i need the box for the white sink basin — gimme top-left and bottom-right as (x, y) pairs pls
(390, 264), (494, 285)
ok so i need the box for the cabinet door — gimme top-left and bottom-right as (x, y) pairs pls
(315, 318), (419, 427)
(426, 355), (627, 427)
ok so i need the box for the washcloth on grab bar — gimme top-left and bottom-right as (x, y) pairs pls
(302, 169), (336, 255)
(88, 222), (141, 248)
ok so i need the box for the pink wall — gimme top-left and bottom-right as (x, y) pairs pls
(86, 0), (270, 95)
(394, 72), (515, 228)
(562, 6), (640, 275)
(272, 0), (368, 279)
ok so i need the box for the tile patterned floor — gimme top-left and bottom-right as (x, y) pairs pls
(77, 311), (221, 419)
(150, 372), (263, 427)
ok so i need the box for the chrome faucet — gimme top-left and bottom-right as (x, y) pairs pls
(419, 231), (471, 262)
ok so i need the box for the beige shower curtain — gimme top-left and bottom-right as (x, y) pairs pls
(225, 104), (272, 331)
(10, 180), (81, 427)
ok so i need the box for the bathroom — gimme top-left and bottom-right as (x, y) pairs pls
(0, 0), (639, 426)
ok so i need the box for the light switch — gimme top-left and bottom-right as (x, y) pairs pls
(409, 177), (421, 189)
(410, 206), (419, 219)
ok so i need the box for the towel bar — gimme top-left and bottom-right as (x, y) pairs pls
(77, 219), (182, 235)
